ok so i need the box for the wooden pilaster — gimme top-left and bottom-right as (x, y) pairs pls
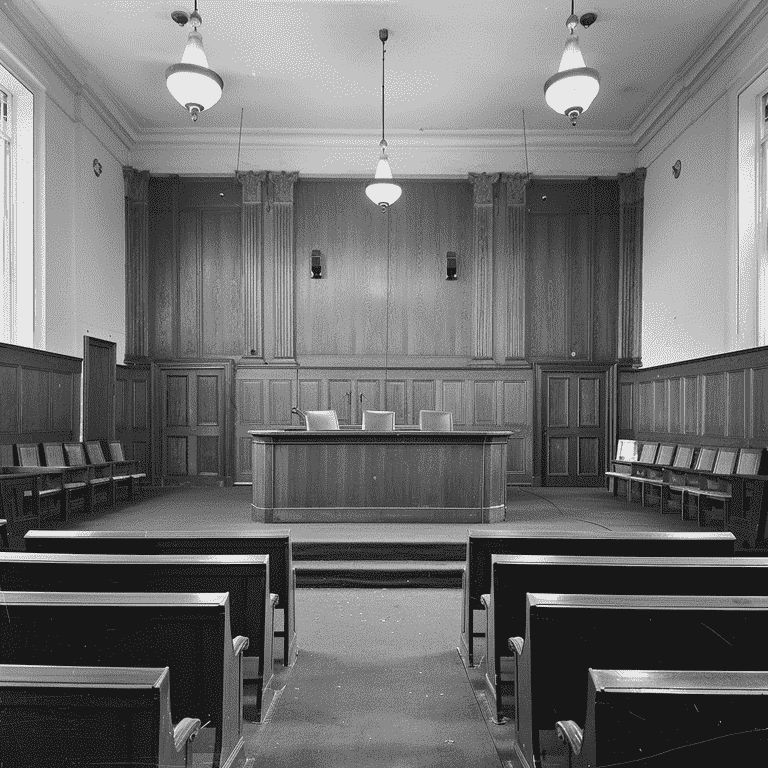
(503, 172), (531, 360)
(123, 166), (150, 361)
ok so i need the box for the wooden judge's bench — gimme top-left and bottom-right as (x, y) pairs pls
(249, 428), (511, 524)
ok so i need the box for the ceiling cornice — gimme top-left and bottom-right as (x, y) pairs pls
(631, 0), (768, 150)
(3, 0), (139, 150)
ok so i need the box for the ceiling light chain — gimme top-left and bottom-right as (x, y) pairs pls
(365, 28), (402, 211)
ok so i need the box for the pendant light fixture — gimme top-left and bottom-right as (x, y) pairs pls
(365, 28), (402, 211)
(543, 2), (600, 126)
(166, 1), (224, 122)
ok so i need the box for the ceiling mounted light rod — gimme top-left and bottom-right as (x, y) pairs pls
(166, 0), (224, 122)
(365, 28), (402, 211)
(543, 0), (600, 126)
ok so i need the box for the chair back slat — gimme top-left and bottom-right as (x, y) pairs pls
(362, 410), (395, 431)
(17, 444), (42, 467)
(615, 440), (638, 462)
(63, 443), (87, 466)
(713, 448), (738, 476)
(655, 444), (675, 466)
(305, 410), (340, 431)
(85, 441), (107, 464)
(694, 447), (717, 472)
(419, 410), (453, 431)
(638, 443), (658, 463)
(0, 444), (15, 466)
(108, 442), (125, 462)
(672, 445), (694, 469)
(736, 448), (764, 476)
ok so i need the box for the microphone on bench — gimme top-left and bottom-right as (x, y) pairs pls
(291, 407), (307, 424)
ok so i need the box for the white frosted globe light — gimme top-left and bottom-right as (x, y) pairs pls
(166, 28), (223, 120)
(544, 31), (600, 125)
(366, 152), (402, 209)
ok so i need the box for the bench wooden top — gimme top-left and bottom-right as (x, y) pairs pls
(25, 528), (290, 540)
(590, 668), (768, 692)
(0, 664), (170, 688)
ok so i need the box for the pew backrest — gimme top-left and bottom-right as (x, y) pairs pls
(713, 447), (738, 476)
(671, 444), (695, 469)
(736, 447), (766, 476)
(694, 447), (717, 472)
(614, 440), (638, 462)
(637, 443), (658, 464)
(655, 444), (675, 466)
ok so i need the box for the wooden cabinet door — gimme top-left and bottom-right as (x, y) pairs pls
(542, 370), (606, 486)
(160, 367), (226, 484)
(116, 364), (152, 480)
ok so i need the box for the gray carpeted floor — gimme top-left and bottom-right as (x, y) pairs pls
(246, 588), (502, 768)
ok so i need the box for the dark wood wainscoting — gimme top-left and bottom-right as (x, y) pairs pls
(0, 343), (81, 448)
(234, 365), (534, 487)
(617, 346), (768, 448)
(536, 364), (610, 486)
(156, 362), (231, 485)
(116, 364), (152, 480)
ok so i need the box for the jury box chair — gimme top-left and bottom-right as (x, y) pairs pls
(418, 410), (453, 431)
(304, 410), (340, 431)
(362, 410), (395, 431)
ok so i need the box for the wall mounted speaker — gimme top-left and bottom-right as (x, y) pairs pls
(311, 250), (322, 279)
(446, 251), (458, 281)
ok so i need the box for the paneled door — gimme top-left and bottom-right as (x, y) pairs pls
(116, 364), (152, 480)
(159, 365), (227, 484)
(540, 368), (608, 486)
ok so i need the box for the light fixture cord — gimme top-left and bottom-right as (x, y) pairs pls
(522, 109), (529, 177)
(381, 38), (386, 144)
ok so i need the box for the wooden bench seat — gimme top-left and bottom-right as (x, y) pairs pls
(514, 593), (768, 768)
(0, 664), (202, 768)
(25, 528), (298, 667)
(0, 591), (249, 768)
(557, 669), (768, 768)
(0, 551), (277, 721)
(459, 530), (735, 667)
(485, 553), (768, 725)
(60, 442), (115, 509)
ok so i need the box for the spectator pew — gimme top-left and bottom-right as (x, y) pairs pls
(514, 594), (768, 768)
(557, 669), (768, 768)
(0, 519), (6, 548)
(485, 553), (768, 725)
(0, 665), (202, 768)
(25, 528), (297, 667)
(460, 530), (735, 666)
(0, 552), (277, 721)
(0, 592), (248, 768)
(0, 473), (42, 542)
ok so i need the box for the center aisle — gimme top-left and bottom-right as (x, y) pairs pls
(248, 587), (502, 768)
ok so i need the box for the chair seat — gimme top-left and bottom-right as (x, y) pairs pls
(669, 485), (691, 493)
(605, 470), (631, 478)
(63, 482), (87, 490)
(39, 488), (62, 496)
(88, 478), (111, 485)
(112, 474), (132, 481)
(686, 488), (732, 499)
(131, 472), (147, 480)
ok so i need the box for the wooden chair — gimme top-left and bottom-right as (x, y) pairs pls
(670, 445), (717, 519)
(305, 410), (340, 431)
(627, 442), (658, 502)
(16, 443), (82, 520)
(682, 447), (737, 528)
(59, 442), (114, 509)
(107, 441), (148, 492)
(362, 410), (395, 431)
(0, 665), (201, 768)
(604, 439), (639, 497)
(558, 669), (768, 768)
(636, 443), (682, 512)
(84, 440), (134, 503)
(419, 410), (453, 431)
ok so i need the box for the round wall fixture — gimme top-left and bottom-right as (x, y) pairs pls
(672, 160), (682, 179)
(93, 158), (102, 177)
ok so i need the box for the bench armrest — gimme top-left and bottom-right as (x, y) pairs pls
(270, 592), (279, 608)
(507, 636), (524, 656)
(232, 635), (250, 656)
(480, 593), (491, 610)
(173, 717), (201, 752)
(556, 720), (584, 756)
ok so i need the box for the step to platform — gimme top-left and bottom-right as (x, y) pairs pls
(292, 540), (466, 562)
(294, 560), (464, 588)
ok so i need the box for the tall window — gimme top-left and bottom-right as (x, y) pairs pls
(760, 92), (768, 346)
(0, 64), (33, 347)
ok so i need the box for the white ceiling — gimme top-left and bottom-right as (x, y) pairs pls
(23, 0), (741, 135)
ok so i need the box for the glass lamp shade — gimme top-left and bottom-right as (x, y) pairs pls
(365, 153), (402, 210)
(166, 28), (223, 120)
(544, 31), (600, 125)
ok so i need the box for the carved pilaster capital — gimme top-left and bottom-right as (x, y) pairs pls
(468, 172), (499, 205)
(237, 170), (267, 203)
(268, 171), (299, 204)
(123, 166), (149, 202)
(618, 167), (647, 207)
(502, 172), (532, 206)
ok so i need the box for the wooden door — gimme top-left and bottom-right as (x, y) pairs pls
(159, 366), (226, 484)
(115, 364), (152, 480)
(541, 369), (607, 486)
(83, 336), (116, 440)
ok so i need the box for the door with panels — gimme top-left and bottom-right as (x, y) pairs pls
(158, 365), (228, 484)
(540, 367), (608, 486)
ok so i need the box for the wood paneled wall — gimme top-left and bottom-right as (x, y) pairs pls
(617, 346), (768, 449)
(0, 343), (81, 449)
(116, 364), (152, 479)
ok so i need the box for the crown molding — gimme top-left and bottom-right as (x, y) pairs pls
(3, 0), (138, 151)
(631, 0), (768, 151)
(134, 126), (636, 152)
